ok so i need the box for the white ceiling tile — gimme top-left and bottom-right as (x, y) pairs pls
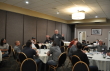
(0, 0), (110, 20)
(0, 0), (6, 2)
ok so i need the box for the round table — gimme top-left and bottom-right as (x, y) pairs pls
(38, 43), (52, 49)
(86, 52), (110, 71)
(38, 49), (49, 63)
(64, 42), (70, 46)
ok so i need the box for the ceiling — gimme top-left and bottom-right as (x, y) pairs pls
(0, 0), (110, 20)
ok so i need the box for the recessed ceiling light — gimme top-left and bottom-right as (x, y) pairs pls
(57, 11), (59, 14)
(25, 1), (29, 4)
(95, 16), (98, 18)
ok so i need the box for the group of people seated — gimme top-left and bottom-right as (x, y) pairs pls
(0, 29), (65, 71)
(0, 34), (110, 71)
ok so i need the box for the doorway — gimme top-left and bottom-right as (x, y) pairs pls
(108, 31), (110, 49)
(78, 31), (86, 43)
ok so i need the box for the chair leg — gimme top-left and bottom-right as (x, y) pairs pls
(54, 68), (56, 71)
(66, 61), (70, 67)
(62, 66), (65, 71)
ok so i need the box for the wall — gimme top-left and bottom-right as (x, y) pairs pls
(76, 25), (110, 47)
(0, 9), (72, 47)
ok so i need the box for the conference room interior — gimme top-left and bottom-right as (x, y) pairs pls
(0, 0), (110, 71)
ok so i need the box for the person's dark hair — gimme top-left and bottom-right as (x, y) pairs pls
(32, 37), (35, 39)
(26, 40), (32, 47)
(0, 38), (5, 46)
(76, 42), (82, 49)
(52, 41), (57, 46)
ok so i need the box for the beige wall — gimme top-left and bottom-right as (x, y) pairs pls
(76, 24), (110, 47)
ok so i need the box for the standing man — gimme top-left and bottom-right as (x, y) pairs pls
(51, 29), (64, 46)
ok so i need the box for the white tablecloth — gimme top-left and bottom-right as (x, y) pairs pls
(38, 49), (49, 63)
(64, 42), (70, 46)
(86, 52), (110, 71)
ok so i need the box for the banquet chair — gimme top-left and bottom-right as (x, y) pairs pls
(20, 58), (37, 71)
(61, 41), (64, 46)
(66, 47), (71, 67)
(18, 52), (27, 63)
(35, 43), (39, 49)
(22, 44), (26, 50)
(41, 45), (47, 49)
(71, 55), (81, 66)
(12, 48), (20, 71)
(3, 45), (12, 60)
(49, 52), (67, 71)
(72, 61), (90, 71)
(60, 46), (65, 53)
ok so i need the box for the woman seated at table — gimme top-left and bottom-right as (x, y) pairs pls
(44, 35), (51, 43)
(0, 38), (9, 58)
(68, 38), (78, 48)
(46, 41), (61, 67)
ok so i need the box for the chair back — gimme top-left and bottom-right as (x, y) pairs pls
(12, 48), (17, 59)
(61, 41), (64, 46)
(60, 46), (65, 53)
(41, 45), (47, 49)
(58, 52), (67, 67)
(71, 55), (81, 65)
(35, 44), (39, 49)
(8, 45), (12, 55)
(72, 61), (90, 71)
(18, 52), (27, 63)
(20, 58), (37, 71)
(22, 44), (26, 49)
(66, 47), (70, 55)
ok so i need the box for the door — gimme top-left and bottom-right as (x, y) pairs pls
(108, 31), (110, 49)
(78, 31), (86, 43)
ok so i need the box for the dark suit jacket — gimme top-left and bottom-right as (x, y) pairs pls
(72, 50), (89, 66)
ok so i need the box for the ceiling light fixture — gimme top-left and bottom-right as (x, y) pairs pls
(57, 11), (59, 14)
(25, 1), (29, 4)
(72, 10), (85, 20)
(95, 16), (98, 18)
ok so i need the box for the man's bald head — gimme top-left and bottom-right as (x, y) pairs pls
(15, 41), (20, 46)
(99, 40), (103, 46)
(55, 29), (58, 34)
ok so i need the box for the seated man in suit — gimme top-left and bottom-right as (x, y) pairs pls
(22, 40), (42, 71)
(72, 42), (98, 71)
(96, 40), (107, 53)
(14, 41), (21, 59)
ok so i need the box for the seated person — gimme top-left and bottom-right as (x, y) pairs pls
(47, 41), (61, 66)
(82, 40), (87, 49)
(0, 38), (9, 58)
(72, 42), (98, 71)
(68, 38), (78, 48)
(86, 41), (90, 45)
(14, 41), (21, 59)
(68, 43), (77, 57)
(22, 40), (42, 71)
(107, 50), (110, 56)
(44, 35), (51, 43)
(31, 37), (36, 44)
(96, 40), (107, 53)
